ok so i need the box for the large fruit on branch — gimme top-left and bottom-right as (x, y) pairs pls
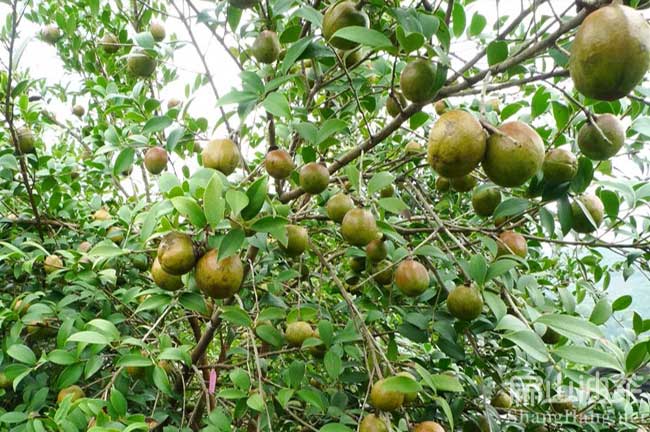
(569, 3), (650, 100)
(577, 114), (626, 160)
(428, 111), (486, 178)
(482, 121), (545, 187)
(195, 249), (244, 299)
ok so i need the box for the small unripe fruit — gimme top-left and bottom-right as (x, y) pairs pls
(359, 414), (388, 432)
(405, 141), (423, 155)
(395, 259), (429, 297)
(326, 193), (354, 223)
(93, 208), (111, 221)
(0, 372), (13, 389)
(252, 30), (281, 64)
(370, 378), (404, 411)
(151, 258), (183, 291)
(434, 100), (447, 115)
(167, 98), (181, 109)
(202, 138), (240, 175)
(571, 194), (604, 233)
(150, 20), (166, 42)
(107, 226), (125, 244)
(264, 149), (294, 179)
(400, 59), (437, 103)
(350, 256), (365, 273)
(341, 208), (378, 246)
(380, 185), (394, 198)
(491, 390), (513, 409)
(365, 239), (387, 262)
(285, 321), (314, 346)
(12, 126), (35, 153)
(100, 33), (120, 53)
(471, 187), (502, 217)
(386, 92), (406, 117)
(299, 162), (330, 194)
(372, 260), (394, 286)
(577, 114), (626, 160)
(57, 385), (85, 404)
(144, 146), (168, 175)
(543, 148), (578, 184)
(127, 49), (157, 78)
(435, 177), (450, 192)
(449, 175), (477, 192)
(496, 231), (527, 258)
(41, 25), (61, 44)
(322, 1), (369, 50)
(413, 421), (446, 432)
(283, 225), (308, 257)
(72, 105), (85, 117)
(44, 255), (63, 274)
(447, 285), (483, 321)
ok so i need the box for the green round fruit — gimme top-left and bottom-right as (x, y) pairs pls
(386, 92), (406, 117)
(150, 20), (166, 41)
(252, 30), (281, 64)
(496, 231), (528, 258)
(264, 148), (294, 179)
(322, 1), (369, 50)
(285, 321), (314, 346)
(0, 372), (13, 389)
(41, 24), (61, 44)
(428, 110), (487, 178)
(72, 105), (85, 117)
(202, 138), (240, 175)
(284, 225), (308, 257)
(127, 49), (157, 77)
(350, 256), (365, 273)
(400, 58), (437, 103)
(570, 3), (650, 101)
(107, 226), (125, 244)
(571, 193), (604, 233)
(380, 185), (394, 198)
(491, 390), (513, 409)
(326, 193), (354, 223)
(370, 378), (405, 411)
(471, 186), (502, 217)
(405, 141), (423, 155)
(372, 260), (394, 286)
(577, 114), (625, 160)
(543, 148), (577, 184)
(435, 176), (450, 192)
(144, 146), (168, 175)
(395, 259), (429, 297)
(341, 208), (378, 246)
(299, 162), (330, 194)
(157, 232), (196, 275)
(359, 414), (388, 432)
(550, 397), (575, 413)
(151, 257), (183, 291)
(195, 249), (244, 299)
(482, 121), (545, 187)
(57, 385), (84, 404)
(13, 126), (35, 153)
(366, 239), (387, 262)
(447, 285), (483, 321)
(100, 33), (120, 53)
(450, 175), (477, 192)
(44, 255), (63, 274)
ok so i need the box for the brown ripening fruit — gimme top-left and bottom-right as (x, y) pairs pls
(151, 258), (183, 291)
(57, 386), (85, 404)
(447, 285), (483, 321)
(577, 114), (626, 160)
(370, 378), (405, 411)
(413, 422), (446, 432)
(264, 149), (294, 179)
(395, 259), (429, 297)
(127, 49), (157, 78)
(434, 100), (448, 115)
(299, 162), (330, 194)
(285, 321), (314, 346)
(321, 1), (369, 50)
(496, 231), (528, 258)
(195, 249), (244, 299)
(571, 193), (605, 234)
(93, 208), (111, 221)
(202, 138), (240, 175)
(365, 239), (387, 262)
(150, 20), (166, 42)
(144, 146), (168, 175)
(428, 111), (486, 178)
(341, 208), (378, 246)
(157, 232), (196, 275)
(400, 59), (437, 103)
(44, 255), (63, 274)
(359, 414), (388, 432)
(326, 193), (354, 223)
(569, 3), (650, 101)
(283, 225), (308, 257)
(252, 30), (281, 64)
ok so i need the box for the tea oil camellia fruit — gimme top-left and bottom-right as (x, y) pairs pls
(264, 148), (294, 179)
(72, 105), (85, 117)
(372, 260), (394, 286)
(366, 239), (387, 262)
(202, 138), (240, 175)
(41, 24), (61, 44)
(359, 414), (388, 432)
(405, 140), (423, 155)
(482, 121), (545, 187)
(150, 20), (166, 41)
(57, 386), (85, 404)
(100, 33), (120, 53)
(299, 162), (330, 194)
(447, 285), (483, 321)
(471, 186), (502, 217)
(496, 231), (528, 258)
(428, 111), (486, 178)
(157, 232), (196, 275)
(326, 193), (354, 222)
(283, 225), (308, 257)
(285, 321), (314, 346)
(151, 258), (183, 291)
(435, 176), (450, 192)
(44, 255), (63, 274)
(341, 208), (378, 246)
(395, 259), (429, 297)
(400, 58), (437, 103)
(144, 146), (168, 175)
(491, 390), (513, 409)
(252, 30), (281, 64)
(543, 148), (577, 184)
(571, 194), (605, 233)
(322, 1), (369, 50)
(413, 422), (446, 432)
(195, 249), (244, 299)
(370, 378), (405, 411)
(577, 114), (626, 160)
(396, 371), (419, 403)
(127, 49), (157, 78)
(13, 126), (35, 153)
(386, 92), (406, 117)
(450, 175), (477, 192)
(570, 2), (650, 100)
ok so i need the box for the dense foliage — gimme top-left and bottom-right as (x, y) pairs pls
(2, 0), (650, 431)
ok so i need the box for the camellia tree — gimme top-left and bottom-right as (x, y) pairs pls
(3, 0), (650, 430)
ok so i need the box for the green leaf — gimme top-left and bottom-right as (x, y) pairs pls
(558, 196), (573, 235)
(452, 3), (466, 37)
(484, 291), (507, 321)
(247, 393), (265, 411)
(171, 196), (207, 228)
(486, 259), (518, 281)
(134, 32), (155, 49)
(380, 375), (422, 393)
(631, 116), (650, 137)
(378, 197), (408, 213)
(280, 37), (311, 75)
(469, 254), (488, 286)
(48, 350), (76, 365)
(486, 40), (508, 66)
(262, 92), (291, 118)
(536, 314), (604, 339)
(112, 147), (135, 177)
(468, 13), (486, 36)
(241, 176), (268, 220)
(493, 198), (530, 219)
(316, 119), (347, 145)
(554, 346), (622, 371)
(88, 240), (126, 258)
(504, 330), (550, 362)
(612, 295), (632, 312)
(204, 174), (225, 228)
(320, 424), (353, 432)
(142, 116), (172, 134)
(324, 350), (342, 379)
(110, 387), (127, 417)
(625, 340), (650, 373)
(429, 374), (464, 392)
(297, 389), (325, 412)
(116, 354), (153, 367)
(67, 331), (110, 345)
(226, 189), (249, 217)
(153, 366), (172, 395)
(331, 26), (392, 49)
(221, 305), (252, 328)
(256, 324), (284, 347)
(590, 299), (613, 325)
(7, 344), (36, 365)
(218, 229), (245, 261)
